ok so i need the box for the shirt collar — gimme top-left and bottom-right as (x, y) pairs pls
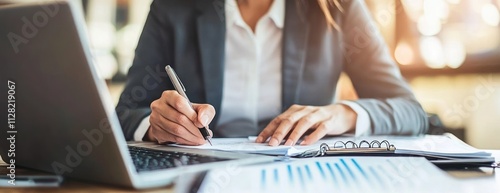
(268, 0), (285, 28)
(225, 0), (285, 29)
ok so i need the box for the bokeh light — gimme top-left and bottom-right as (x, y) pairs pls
(443, 39), (466, 69)
(481, 3), (500, 26)
(420, 37), (446, 69)
(423, 0), (450, 20)
(446, 0), (461, 4)
(417, 15), (442, 36)
(395, 42), (414, 65)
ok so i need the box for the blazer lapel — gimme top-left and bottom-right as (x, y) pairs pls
(196, 0), (226, 124)
(195, 0), (310, 117)
(282, 0), (309, 110)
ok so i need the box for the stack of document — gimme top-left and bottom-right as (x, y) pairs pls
(172, 137), (312, 156)
(332, 134), (491, 158)
(194, 157), (463, 193)
(171, 134), (491, 159)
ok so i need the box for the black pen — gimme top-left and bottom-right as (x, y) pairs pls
(165, 65), (213, 146)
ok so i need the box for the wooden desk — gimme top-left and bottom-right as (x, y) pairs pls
(0, 162), (174, 193)
(446, 150), (500, 193)
(1, 151), (498, 192)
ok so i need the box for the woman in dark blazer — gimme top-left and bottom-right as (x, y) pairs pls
(116, 0), (428, 146)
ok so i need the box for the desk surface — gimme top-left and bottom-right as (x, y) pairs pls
(1, 151), (499, 193)
(0, 166), (173, 193)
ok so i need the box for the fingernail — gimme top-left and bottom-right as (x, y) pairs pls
(255, 136), (262, 143)
(269, 138), (279, 146)
(201, 115), (209, 126)
(284, 139), (294, 146)
(300, 140), (307, 145)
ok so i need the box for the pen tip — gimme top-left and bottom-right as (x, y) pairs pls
(207, 137), (213, 146)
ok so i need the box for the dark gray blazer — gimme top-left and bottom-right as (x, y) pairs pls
(116, 0), (429, 140)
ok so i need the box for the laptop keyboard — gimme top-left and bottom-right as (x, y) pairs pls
(128, 146), (232, 172)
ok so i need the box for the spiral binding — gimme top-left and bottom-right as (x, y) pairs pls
(331, 140), (394, 149)
(294, 140), (396, 158)
(293, 140), (498, 169)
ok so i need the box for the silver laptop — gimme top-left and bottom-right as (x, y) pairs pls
(0, 1), (273, 189)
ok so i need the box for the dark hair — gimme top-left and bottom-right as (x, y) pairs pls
(317, 0), (343, 30)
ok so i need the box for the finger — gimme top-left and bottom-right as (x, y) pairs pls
(300, 122), (331, 145)
(256, 105), (306, 143)
(153, 128), (199, 145)
(255, 123), (275, 144)
(192, 103), (216, 128)
(151, 116), (201, 144)
(149, 100), (202, 143)
(151, 119), (205, 145)
(162, 90), (198, 122)
(150, 109), (204, 144)
(268, 106), (315, 146)
(159, 133), (203, 145)
(156, 103), (202, 138)
(144, 125), (157, 142)
(285, 109), (330, 146)
(207, 128), (213, 137)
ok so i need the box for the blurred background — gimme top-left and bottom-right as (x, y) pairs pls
(1, 0), (499, 148)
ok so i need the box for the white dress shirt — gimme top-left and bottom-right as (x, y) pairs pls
(133, 0), (371, 141)
(216, 0), (284, 132)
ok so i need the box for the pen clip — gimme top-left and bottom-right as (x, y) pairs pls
(175, 72), (186, 92)
(168, 66), (186, 92)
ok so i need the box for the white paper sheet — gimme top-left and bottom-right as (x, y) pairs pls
(169, 134), (490, 158)
(331, 133), (491, 158)
(170, 137), (318, 156)
(196, 157), (463, 193)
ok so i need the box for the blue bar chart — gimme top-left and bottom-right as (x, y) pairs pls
(199, 157), (461, 193)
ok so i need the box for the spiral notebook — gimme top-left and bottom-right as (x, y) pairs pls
(171, 134), (497, 167)
(294, 134), (497, 168)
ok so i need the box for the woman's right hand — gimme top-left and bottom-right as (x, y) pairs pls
(144, 90), (215, 145)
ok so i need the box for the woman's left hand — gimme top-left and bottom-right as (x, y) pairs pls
(255, 104), (357, 146)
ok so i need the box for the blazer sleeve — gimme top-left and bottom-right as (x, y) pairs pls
(115, 1), (172, 140)
(340, 0), (429, 135)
